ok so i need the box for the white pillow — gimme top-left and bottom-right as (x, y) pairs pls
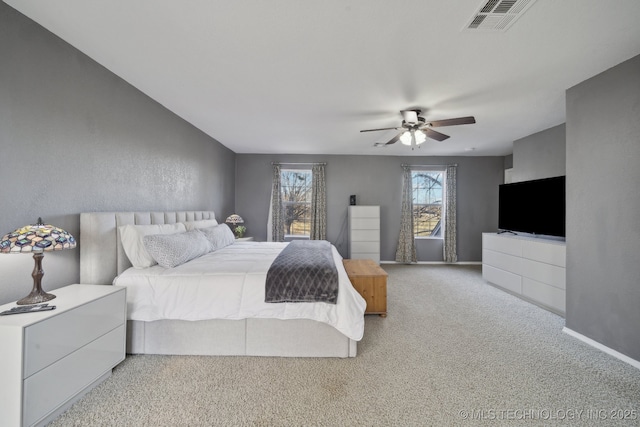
(143, 230), (212, 268)
(199, 224), (236, 251)
(182, 218), (218, 231)
(119, 223), (186, 268)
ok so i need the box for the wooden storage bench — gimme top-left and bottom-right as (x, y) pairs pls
(343, 259), (388, 317)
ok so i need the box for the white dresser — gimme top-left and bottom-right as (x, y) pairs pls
(482, 233), (566, 315)
(349, 205), (380, 263)
(0, 284), (126, 427)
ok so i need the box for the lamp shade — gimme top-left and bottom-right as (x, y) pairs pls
(1, 218), (76, 305)
(1, 218), (76, 253)
(225, 214), (244, 225)
(400, 131), (412, 146)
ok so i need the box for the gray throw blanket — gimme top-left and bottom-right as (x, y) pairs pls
(265, 240), (339, 304)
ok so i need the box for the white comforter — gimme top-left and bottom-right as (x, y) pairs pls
(113, 241), (366, 341)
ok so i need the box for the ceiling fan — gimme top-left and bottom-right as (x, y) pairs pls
(360, 110), (476, 148)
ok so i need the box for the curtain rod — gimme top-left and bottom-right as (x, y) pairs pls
(401, 163), (457, 167)
(271, 162), (326, 166)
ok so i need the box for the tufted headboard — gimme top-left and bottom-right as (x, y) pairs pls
(80, 211), (216, 285)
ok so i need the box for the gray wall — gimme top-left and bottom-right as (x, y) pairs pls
(236, 154), (504, 262)
(565, 54), (640, 360)
(504, 154), (513, 170)
(0, 4), (235, 304)
(512, 124), (566, 182)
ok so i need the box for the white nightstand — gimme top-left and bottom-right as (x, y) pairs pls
(0, 284), (126, 427)
(235, 237), (254, 241)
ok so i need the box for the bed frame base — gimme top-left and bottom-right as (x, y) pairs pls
(127, 318), (356, 357)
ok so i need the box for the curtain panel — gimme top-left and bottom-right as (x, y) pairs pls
(395, 165), (417, 263)
(267, 163), (285, 242)
(310, 164), (327, 240)
(443, 164), (457, 262)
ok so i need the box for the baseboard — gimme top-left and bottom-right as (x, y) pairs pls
(380, 261), (482, 265)
(563, 327), (640, 370)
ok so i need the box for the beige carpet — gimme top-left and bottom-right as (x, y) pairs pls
(49, 265), (640, 426)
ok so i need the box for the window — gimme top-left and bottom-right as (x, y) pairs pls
(412, 170), (444, 238)
(281, 169), (312, 236)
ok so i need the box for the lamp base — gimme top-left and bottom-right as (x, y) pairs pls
(16, 252), (56, 305)
(17, 290), (56, 306)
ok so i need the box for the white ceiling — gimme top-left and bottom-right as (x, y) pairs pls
(5, 0), (640, 156)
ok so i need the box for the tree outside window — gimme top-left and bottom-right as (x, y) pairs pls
(281, 170), (312, 236)
(412, 171), (444, 238)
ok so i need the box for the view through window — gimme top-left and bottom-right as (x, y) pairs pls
(281, 169), (312, 236)
(412, 170), (444, 238)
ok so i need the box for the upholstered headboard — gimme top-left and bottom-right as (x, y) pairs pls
(80, 211), (216, 285)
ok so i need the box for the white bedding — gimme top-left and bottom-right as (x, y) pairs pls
(113, 241), (366, 341)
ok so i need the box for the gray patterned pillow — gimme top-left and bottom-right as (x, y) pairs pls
(143, 230), (212, 268)
(199, 224), (236, 251)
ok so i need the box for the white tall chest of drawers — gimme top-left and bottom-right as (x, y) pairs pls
(0, 284), (126, 427)
(348, 205), (380, 263)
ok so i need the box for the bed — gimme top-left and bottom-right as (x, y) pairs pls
(79, 211), (365, 357)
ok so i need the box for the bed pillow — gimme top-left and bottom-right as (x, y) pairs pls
(199, 224), (236, 251)
(182, 218), (218, 231)
(119, 223), (186, 268)
(143, 229), (212, 268)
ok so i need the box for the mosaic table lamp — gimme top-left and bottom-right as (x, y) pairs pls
(225, 214), (245, 237)
(1, 218), (76, 305)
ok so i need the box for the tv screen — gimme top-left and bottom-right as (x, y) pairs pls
(498, 176), (566, 238)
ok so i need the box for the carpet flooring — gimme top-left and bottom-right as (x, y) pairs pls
(48, 265), (640, 426)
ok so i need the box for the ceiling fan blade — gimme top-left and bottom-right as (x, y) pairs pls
(427, 116), (476, 127)
(360, 127), (400, 133)
(385, 133), (402, 145)
(424, 128), (450, 142)
(401, 110), (419, 123)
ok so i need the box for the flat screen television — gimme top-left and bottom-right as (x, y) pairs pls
(498, 175), (566, 238)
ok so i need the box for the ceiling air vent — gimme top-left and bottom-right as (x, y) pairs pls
(463, 0), (538, 32)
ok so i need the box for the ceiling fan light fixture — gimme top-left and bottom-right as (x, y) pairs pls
(399, 131), (412, 145)
(415, 130), (427, 145)
(360, 110), (476, 148)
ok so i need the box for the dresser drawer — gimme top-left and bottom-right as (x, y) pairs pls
(350, 229), (379, 242)
(23, 324), (125, 427)
(349, 206), (379, 218)
(483, 249), (522, 275)
(24, 290), (126, 378)
(522, 240), (566, 267)
(521, 258), (566, 290)
(483, 233), (522, 256)
(351, 241), (380, 254)
(522, 278), (566, 313)
(349, 218), (379, 230)
(483, 264), (522, 294)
